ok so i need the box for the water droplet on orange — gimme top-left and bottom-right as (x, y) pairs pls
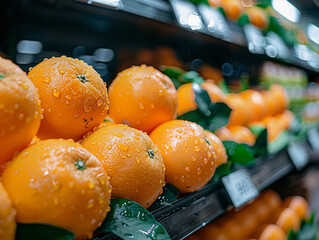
(150, 103), (155, 109)
(117, 143), (129, 151)
(53, 198), (59, 206)
(88, 181), (94, 189)
(158, 89), (163, 96)
(52, 89), (61, 98)
(97, 100), (103, 106)
(69, 181), (75, 189)
(194, 146), (200, 152)
(84, 105), (92, 113)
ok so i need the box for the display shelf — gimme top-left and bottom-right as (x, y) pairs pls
(94, 138), (315, 240)
(66, 0), (318, 72)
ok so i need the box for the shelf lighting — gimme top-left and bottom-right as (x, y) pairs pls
(271, 0), (300, 23)
(307, 23), (319, 45)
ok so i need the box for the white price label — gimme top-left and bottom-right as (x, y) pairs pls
(170, 0), (204, 31)
(308, 129), (319, 152)
(197, 4), (230, 39)
(222, 170), (259, 208)
(288, 143), (308, 170)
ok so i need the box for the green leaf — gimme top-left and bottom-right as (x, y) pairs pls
(239, 73), (249, 92)
(160, 66), (184, 79)
(268, 131), (291, 154)
(179, 71), (204, 84)
(222, 141), (255, 166)
(237, 13), (250, 27)
(288, 229), (297, 240)
(249, 124), (266, 136)
(177, 109), (203, 122)
(207, 102), (232, 131)
(96, 198), (170, 240)
(148, 185), (178, 211)
(218, 80), (230, 94)
(252, 128), (268, 157)
(208, 162), (232, 184)
(193, 82), (213, 118)
(217, 7), (226, 18)
(297, 223), (317, 240)
(16, 223), (75, 240)
(171, 78), (182, 89)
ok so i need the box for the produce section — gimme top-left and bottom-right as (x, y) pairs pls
(1, 0), (319, 240)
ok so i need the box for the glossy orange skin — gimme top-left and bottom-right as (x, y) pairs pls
(82, 124), (165, 208)
(240, 89), (267, 123)
(216, 126), (256, 145)
(274, 208), (300, 233)
(269, 85), (288, 115)
(150, 120), (216, 193)
(204, 130), (228, 166)
(108, 65), (177, 133)
(177, 81), (226, 116)
(0, 161), (8, 178)
(0, 57), (41, 164)
(262, 90), (276, 117)
(257, 224), (286, 240)
(225, 93), (249, 127)
(246, 7), (268, 29)
(0, 183), (16, 240)
(28, 56), (109, 140)
(221, 0), (244, 21)
(262, 190), (282, 213)
(283, 196), (309, 220)
(1, 139), (111, 239)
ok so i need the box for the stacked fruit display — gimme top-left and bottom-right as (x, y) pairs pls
(0, 56), (230, 239)
(186, 190), (311, 240)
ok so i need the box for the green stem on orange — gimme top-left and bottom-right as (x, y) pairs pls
(77, 75), (89, 83)
(75, 159), (86, 170)
(147, 149), (154, 159)
(0, 73), (5, 80)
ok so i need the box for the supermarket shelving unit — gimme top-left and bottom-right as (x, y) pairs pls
(2, 1), (319, 239)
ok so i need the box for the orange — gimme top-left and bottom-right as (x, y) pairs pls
(0, 161), (9, 178)
(185, 233), (202, 240)
(0, 183), (16, 240)
(1, 139), (111, 239)
(204, 130), (227, 166)
(274, 208), (300, 233)
(150, 120), (216, 193)
(108, 65), (177, 133)
(221, 220), (242, 240)
(29, 136), (41, 146)
(177, 81), (226, 116)
(98, 115), (116, 129)
(250, 199), (272, 223)
(216, 126), (256, 145)
(28, 56), (109, 140)
(198, 224), (231, 240)
(283, 196), (309, 220)
(198, 64), (223, 83)
(221, 0), (244, 21)
(276, 110), (294, 130)
(240, 89), (267, 123)
(208, 0), (222, 8)
(246, 6), (268, 29)
(81, 124), (165, 208)
(234, 208), (258, 238)
(262, 190), (281, 213)
(256, 224), (286, 240)
(224, 93), (249, 126)
(262, 90), (276, 117)
(269, 85), (288, 115)
(0, 57), (41, 164)
(262, 116), (283, 142)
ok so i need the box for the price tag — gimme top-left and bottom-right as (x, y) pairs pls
(308, 128), (319, 152)
(170, 0), (204, 31)
(243, 24), (266, 54)
(287, 143), (308, 170)
(197, 4), (230, 39)
(86, 0), (123, 9)
(222, 169), (259, 208)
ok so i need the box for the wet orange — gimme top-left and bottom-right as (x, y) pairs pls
(0, 57), (41, 164)
(256, 224), (286, 240)
(1, 139), (111, 239)
(28, 56), (109, 140)
(240, 89), (267, 123)
(177, 81), (226, 116)
(224, 93), (248, 126)
(283, 196), (309, 220)
(150, 120), (216, 193)
(268, 85), (288, 115)
(274, 208), (300, 233)
(0, 161), (9, 178)
(221, 0), (244, 21)
(82, 124), (165, 208)
(216, 126), (256, 145)
(204, 130), (227, 166)
(246, 7), (268, 29)
(108, 65), (177, 133)
(98, 115), (116, 129)
(0, 183), (16, 240)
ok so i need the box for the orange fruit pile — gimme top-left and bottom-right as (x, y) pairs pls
(190, 190), (309, 240)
